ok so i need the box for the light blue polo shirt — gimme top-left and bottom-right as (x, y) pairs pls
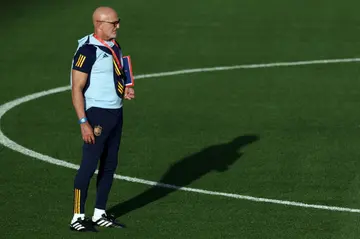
(70, 34), (124, 110)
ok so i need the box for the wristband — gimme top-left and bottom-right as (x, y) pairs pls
(78, 117), (87, 124)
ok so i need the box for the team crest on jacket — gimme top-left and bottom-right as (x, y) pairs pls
(94, 125), (102, 136)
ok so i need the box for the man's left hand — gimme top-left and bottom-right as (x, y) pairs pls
(124, 87), (135, 100)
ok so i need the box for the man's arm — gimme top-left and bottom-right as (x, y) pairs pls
(71, 70), (87, 120)
(71, 44), (97, 144)
(71, 69), (95, 144)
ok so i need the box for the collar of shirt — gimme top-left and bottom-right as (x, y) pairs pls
(90, 34), (115, 47)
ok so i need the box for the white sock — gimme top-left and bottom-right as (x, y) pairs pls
(71, 213), (85, 224)
(92, 208), (106, 221)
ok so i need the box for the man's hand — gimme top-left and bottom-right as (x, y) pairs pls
(124, 87), (135, 100)
(80, 122), (95, 144)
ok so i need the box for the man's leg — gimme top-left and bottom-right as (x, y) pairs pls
(92, 108), (124, 228)
(72, 142), (105, 216)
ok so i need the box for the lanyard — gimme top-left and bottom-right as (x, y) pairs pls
(93, 34), (122, 68)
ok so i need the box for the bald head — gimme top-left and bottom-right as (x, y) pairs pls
(92, 7), (117, 25)
(92, 6), (120, 40)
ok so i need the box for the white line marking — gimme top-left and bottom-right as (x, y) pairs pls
(1, 57), (360, 214)
(134, 57), (360, 79)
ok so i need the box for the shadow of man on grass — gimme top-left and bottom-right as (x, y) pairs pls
(108, 134), (259, 218)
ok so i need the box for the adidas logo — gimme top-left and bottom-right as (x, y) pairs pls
(103, 54), (109, 58)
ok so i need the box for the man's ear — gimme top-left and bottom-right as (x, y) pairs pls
(95, 21), (102, 29)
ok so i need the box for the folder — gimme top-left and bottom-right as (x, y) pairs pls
(122, 56), (134, 87)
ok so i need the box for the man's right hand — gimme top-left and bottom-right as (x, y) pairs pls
(80, 122), (95, 144)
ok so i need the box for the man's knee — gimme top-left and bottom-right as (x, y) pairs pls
(101, 155), (118, 174)
(75, 143), (105, 185)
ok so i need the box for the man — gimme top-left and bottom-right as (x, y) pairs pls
(69, 6), (135, 232)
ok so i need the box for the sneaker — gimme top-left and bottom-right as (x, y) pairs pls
(70, 217), (98, 232)
(92, 214), (125, 228)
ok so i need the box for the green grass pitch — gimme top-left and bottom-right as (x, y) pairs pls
(1, 0), (360, 238)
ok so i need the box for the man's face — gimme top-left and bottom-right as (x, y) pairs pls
(99, 12), (120, 40)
